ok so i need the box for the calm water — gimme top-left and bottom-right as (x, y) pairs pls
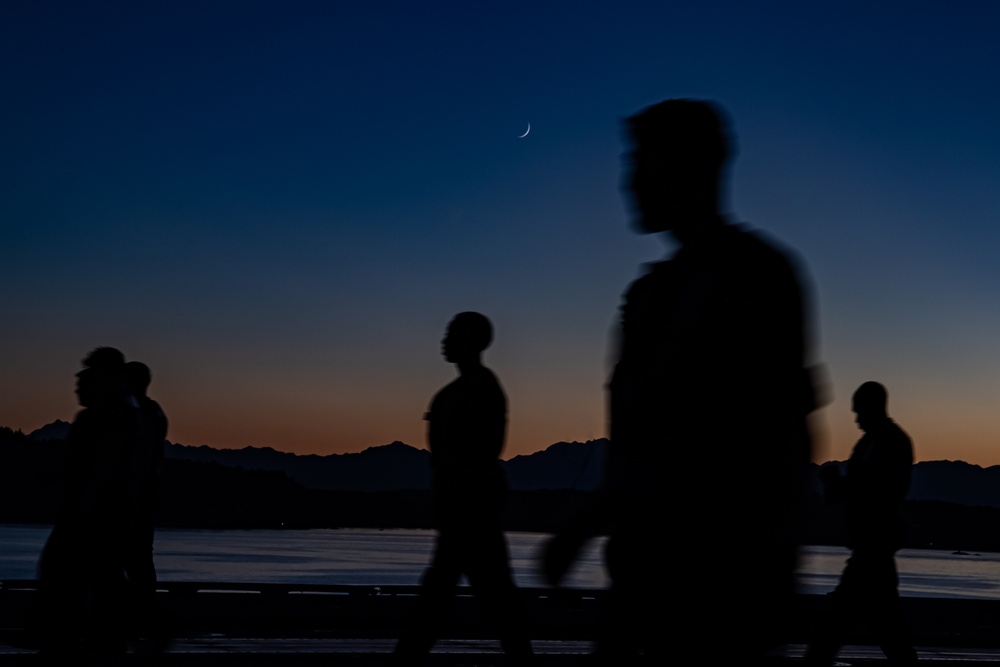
(3, 524), (1000, 600)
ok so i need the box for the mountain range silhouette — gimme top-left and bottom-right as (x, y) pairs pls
(6, 421), (1000, 550)
(18, 419), (1000, 504)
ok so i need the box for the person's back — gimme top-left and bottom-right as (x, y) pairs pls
(427, 362), (507, 518)
(123, 360), (169, 644)
(843, 414), (912, 551)
(612, 221), (813, 488)
(610, 204), (816, 666)
(126, 371), (168, 513)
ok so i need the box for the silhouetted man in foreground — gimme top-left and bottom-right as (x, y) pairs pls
(33, 347), (138, 663)
(542, 99), (823, 664)
(394, 312), (536, 665)
(806, 381), (918, 667)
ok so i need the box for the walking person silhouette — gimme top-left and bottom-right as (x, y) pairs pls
(123, 360), (170, 649)
(805, 381), (918, 667)
(393, 311), (536, 666)
(541, 98), (824, 665)
(32, 347), (139, 664)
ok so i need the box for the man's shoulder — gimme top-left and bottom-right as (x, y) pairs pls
(466, 366), (505, 394)
(434, 368), (505, 402)
(68, 408), (94, 434)
(886, 419), (914, 444)
(624, 224), (800, 287)
(723, 223), (802, 270)
(622, 258), (677, 295)
(141, 397), (166, 417)
(78, 400), (134, 422)
(869, 419), (914, 454)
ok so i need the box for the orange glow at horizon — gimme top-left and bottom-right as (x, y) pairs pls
(3, 360), (998, 466)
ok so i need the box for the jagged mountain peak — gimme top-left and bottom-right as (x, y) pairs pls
(27, 420), (72, 442)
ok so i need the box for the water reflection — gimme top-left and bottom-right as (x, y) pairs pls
(799, 545), (1000, 600)
(2, 525), (1000, 599)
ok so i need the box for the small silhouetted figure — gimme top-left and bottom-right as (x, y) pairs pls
(393, 312), (536, 666)
(123, 360), (169, 645)
(33, 347), (138, 663)
(805, 381), (918, 667)
(541, 99), (822, 665)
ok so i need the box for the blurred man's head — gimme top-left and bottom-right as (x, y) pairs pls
(622, 98), (734, 236)
(75, 366), (121, 408)
(77, 346), (127, 406)
(82, 346), (126, 369)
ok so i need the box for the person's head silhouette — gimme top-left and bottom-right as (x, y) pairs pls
(126, 361), (152, 399)
(75, 366), (121, 408)
(622, 98), (735, 241)
(75, 346), (128, 408)
(852, 381), (889, 432)
(442, 311), (493, 368)
(82, 346), (126, 370)
(74, 367), (100, 408)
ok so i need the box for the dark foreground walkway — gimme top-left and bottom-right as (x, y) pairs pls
(4, 581), (1000, 665)
(5, 639), (1000, 667)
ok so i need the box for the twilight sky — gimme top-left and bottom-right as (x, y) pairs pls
(3, 1), (1000, 465)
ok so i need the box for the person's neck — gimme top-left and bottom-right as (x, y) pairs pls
(860, 414), (892, 432)
(669, 212), (727, 247)
(455, 358), (484, 376)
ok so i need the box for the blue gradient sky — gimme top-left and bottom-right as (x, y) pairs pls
(3, 1), (1000, 464)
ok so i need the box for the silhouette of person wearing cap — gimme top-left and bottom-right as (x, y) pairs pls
(33, 347), (138, 663)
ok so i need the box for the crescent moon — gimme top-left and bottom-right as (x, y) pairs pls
(517, 122), (531, 139)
